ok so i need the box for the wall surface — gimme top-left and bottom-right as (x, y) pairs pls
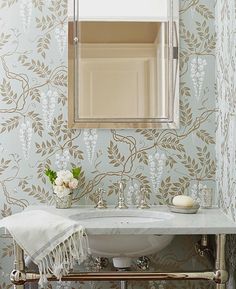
(0, 0), (215, 288)
(216, 0), (236, 221)
(215, 0), (236, 288)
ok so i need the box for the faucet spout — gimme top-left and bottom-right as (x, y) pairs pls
(116, 181), (128, 209)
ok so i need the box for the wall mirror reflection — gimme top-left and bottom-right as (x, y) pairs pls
(68, 0), (179, 128)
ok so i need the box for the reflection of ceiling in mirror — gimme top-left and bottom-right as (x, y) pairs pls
(68, 0), (170, 21)
(80, 22), (161, 44)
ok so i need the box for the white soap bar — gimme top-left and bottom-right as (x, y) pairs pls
(172, 195), (194, 208)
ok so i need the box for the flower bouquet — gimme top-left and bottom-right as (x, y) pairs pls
(45, 167), (81, 209)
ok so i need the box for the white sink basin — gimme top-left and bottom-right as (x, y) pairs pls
(70, 209), (174, 258)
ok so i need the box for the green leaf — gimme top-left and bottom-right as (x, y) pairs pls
(45, 168), (57, 184)
(72, 167), (81, 179)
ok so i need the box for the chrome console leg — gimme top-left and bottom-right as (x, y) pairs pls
(215, 234), (228, 288)
(12, 242), (25, 289)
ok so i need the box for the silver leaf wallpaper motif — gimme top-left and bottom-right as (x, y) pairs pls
(0, 0), (217, 288)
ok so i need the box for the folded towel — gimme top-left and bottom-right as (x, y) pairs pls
(0, 210), (89, 288)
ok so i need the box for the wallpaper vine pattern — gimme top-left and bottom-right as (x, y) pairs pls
(0, 1), (216, 289)
(216, 0), (236, 288)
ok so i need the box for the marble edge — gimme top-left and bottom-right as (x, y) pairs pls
(25, 205), (236, 235)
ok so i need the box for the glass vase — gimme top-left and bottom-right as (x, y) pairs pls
(53, 192), (73, 209)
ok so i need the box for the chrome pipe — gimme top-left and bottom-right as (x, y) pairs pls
(11, 270), (218, 285)
(118, 266), (128, 289)
(120, 280), (127, 289)
(214, 234), (228, 286)
(216, 234), (226, 271)
(201, 235), (208, 247)
(13, 242), (25, 289)
(195, 235), (215, 266)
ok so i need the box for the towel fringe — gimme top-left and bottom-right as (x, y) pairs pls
(38, 227), (89, 288)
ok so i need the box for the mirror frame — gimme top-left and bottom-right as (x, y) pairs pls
(68, 0), (179, 129)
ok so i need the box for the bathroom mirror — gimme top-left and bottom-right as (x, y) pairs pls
(68, 0), (179, 128)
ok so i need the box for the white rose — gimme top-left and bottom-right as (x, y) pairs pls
(57, 170), (73, 182)
(55, 177), (63, 186)
(53, 185), (71, 198)
(68, 178), (78, 190)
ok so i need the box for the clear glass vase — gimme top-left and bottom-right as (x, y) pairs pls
(53, 192), (73, 209)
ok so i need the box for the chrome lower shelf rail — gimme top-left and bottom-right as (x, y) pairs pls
(11, 234), (228, 289)
(10, 270), (227, 283)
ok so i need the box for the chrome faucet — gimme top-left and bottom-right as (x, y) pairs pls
(95, 188), (107, 209)
(115, 181), (128, 209)
(137, 188), (150, 209)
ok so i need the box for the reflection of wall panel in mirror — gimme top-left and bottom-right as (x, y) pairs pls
(68, 0), (179, 129)
(80, 58), (151, 118)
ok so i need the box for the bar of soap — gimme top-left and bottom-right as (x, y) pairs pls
(172, 195), (194, 208)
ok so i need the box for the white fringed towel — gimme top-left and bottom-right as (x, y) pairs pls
(0, 210), (89, 287)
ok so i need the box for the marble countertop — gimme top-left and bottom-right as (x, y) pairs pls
(27, 205), (236, 235)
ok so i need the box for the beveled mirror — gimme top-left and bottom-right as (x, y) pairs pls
(68, 0), (179, 128)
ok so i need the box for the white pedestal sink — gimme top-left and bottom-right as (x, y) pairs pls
(70, 209), (174, 267)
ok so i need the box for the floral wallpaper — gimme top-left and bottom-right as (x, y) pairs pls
(216, 0), (236, 221)
(216, 0), (236, 288)
(0, 0), (216, 289)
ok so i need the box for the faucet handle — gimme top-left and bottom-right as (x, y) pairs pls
(95, 188), (107, 209)
(137, 188), (150, 209)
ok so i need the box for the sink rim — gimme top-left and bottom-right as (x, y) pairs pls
(70, 209), (173, 229)
(70, 208), (173, 223)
